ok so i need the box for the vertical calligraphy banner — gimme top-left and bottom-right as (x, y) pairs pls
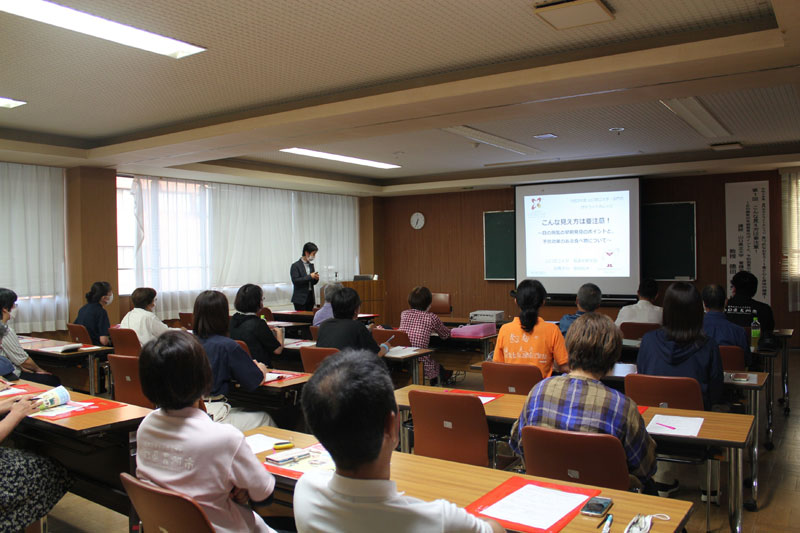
(725, 181), (770, 304)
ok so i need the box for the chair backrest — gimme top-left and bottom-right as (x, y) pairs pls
(300, 346), (338, 372)
(521, 426), (630, 490)
(258, 307), (274, 322)
(309, 326), (320, 341)
(619, 322), (660, 340)
(108, 328), (141, 357)
(482, 361), (543, 395)
(120, 473), (214, 533)
(234, 340), (251, 356)
(108, 354), (154, 409)
(624, 374), (704, 410)
(408, 389), (489, 467)
(719, 345), (747, 371)
(429, 292), (452, 315)
(372, 329), (411, 346)
(178, 312), (194, 329)
(67, 323), (93, 345)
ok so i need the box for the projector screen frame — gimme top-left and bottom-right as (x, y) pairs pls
(514, 177), (641, 300)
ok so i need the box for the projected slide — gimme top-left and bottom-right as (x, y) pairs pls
(524, 191), (630, 278)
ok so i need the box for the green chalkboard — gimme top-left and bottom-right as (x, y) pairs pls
(642, 202), (696, 280)
(484, 211), (515, 280)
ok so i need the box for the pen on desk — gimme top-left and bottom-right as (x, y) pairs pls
(656, 422), (677, 430)
(600, 514), (613, 532)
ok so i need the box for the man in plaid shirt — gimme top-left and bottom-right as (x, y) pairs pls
(399, 287), (451, 383)
(510, 312), (656, 487)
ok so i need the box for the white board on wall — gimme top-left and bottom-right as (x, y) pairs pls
(725, 181), (770, 304)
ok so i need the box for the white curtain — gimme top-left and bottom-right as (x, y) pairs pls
(129, 176), (358, 318)
(132, 177), (212, 318)
(0, 162), (67, 332)
(781, 168), (800, 311)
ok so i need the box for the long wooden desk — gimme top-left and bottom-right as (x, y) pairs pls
(394, 384), (753, 533)
(272, 310), (379, 324)
(21, 337), (113, 395)
(246, 426), (693, 533)
(228, 371), (311, 428)
(11, 380), (151, 532)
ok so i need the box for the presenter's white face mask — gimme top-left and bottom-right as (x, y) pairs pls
(9, 306), (18, 320)
(308, 254), (316, 263)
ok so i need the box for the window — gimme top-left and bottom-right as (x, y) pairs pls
(118, 175), (358, 318)
(782, 168), (800, 310)
(116, 176), (136, 295)
(0, 162), (68, 332)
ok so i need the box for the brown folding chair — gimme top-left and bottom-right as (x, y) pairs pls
(120, 473), (214, 533)
(309, 326), (320, 341)
(234, 340), (251, 356)
(624, 373), (714, 530)
(109, 328), (142, 356)
(429, 293), (452, 315)
(178, 312), (194, 329)
(372, 329), (411, 346)
(408, 389), (491, 467)
(108, 354), (153, 409)
(522, 426), (630, 490)
(619, 322), (661, 340)
(482, 361), (543, 395)
(719, 346), (747, 371)
(619, 322), (660, 340)
(300, 346), (338, 372)
(258, 307), (275, 321)
(67, 323), (93, 345)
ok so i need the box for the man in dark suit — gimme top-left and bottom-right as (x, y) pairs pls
(291, 242), (320, 311)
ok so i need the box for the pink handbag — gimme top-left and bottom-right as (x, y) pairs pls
(450, 322), (497, 338)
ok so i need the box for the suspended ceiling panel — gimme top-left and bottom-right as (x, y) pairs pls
(0, 0), (776, 140)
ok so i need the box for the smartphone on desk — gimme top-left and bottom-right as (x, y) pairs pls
(266, 448), (309, 465)
(580, 496), (613, 517)
(731, 373), (750, 382)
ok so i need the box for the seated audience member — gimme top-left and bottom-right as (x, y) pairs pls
(702, 284), (751, 366)
(615, 278), (662, 326)
(493, 279), (568, 378)
(725, 270), (775, 336)
(230, 284), (283, 366)
(313, 283), (343, 327)
(193, 290), (275, 431)
(637, 282), (723, 410)
(136, 331), (277, 533)
(0, 288), (61, 386)
(317, 288), (389, 356)
(510, 313), (656, 489)
(399, 286), (452, 385)
(120, 287), (176, 345)
(0, 384), (71, 532)
(295, 350), (504, 533)
(74, 281), (113, 345)
(558, 283), (602, 336)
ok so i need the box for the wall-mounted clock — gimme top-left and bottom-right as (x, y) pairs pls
(410, 212), (425, 230)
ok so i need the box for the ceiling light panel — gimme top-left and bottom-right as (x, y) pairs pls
(659, 96), (731, 138)
(534, 0), (614, 30)
(280, 147), (400, 169)
(0, 0), (205, 58)
(0, 96), (26, 108)
(442, 126), (540, 155)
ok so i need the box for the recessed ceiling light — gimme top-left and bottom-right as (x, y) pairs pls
(608, 127), (625, 133)
(442, 126), (539, 155)
(0, 96), (26, 109)
(533, 133), (558, 140)
(710, 142), (743, 151)
(280, 148), (401, 169)
(534, 0), (614, 30)
(0, 0), (205, 58)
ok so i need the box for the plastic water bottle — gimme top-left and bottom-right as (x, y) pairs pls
(751, 316), (761, 350)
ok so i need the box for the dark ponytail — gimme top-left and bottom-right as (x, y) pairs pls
(85, 281), (112, 304)
(516, 279), (546, 333)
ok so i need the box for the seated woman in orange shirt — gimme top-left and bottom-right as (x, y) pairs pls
(493, 279), (569, 377)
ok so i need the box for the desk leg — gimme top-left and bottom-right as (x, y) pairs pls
(744, 388), (759, 511)
(781, 339), (790, 415)
(87, 353), (96, 396)
(411, 360), (420, 385)
(728, 447), (744, 533)
(765, 355), (775, 450)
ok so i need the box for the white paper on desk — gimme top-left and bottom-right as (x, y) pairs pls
(30, 401), (91, 418)
(245, 434), (282, 453)
(385, 347), (418, 357)
(646, 414), (704, 437)
(17, 337), (40, 344)
(0, 387), (26, 396)
(477, 396), (498, 404)
(39, 344), (82, 354)
(480, 484), (590, 530)
(287, 340), (316, 348)
(609, 363), (637, 378)
(622, 338), (641, 348)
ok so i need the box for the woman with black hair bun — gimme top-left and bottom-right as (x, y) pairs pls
(493, 279), (569, 378)
(74, 281), (113, 346)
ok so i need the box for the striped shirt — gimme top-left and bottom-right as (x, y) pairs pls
(510, 374), (656, 482)
(0, 325), (30, 377)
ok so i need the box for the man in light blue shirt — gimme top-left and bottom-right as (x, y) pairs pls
(313, 282), (343, 327)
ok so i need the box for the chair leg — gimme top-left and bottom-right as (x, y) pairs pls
(706, 458), (712, 532)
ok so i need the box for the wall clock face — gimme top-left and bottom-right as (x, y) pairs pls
(410, 212), (425, 230)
